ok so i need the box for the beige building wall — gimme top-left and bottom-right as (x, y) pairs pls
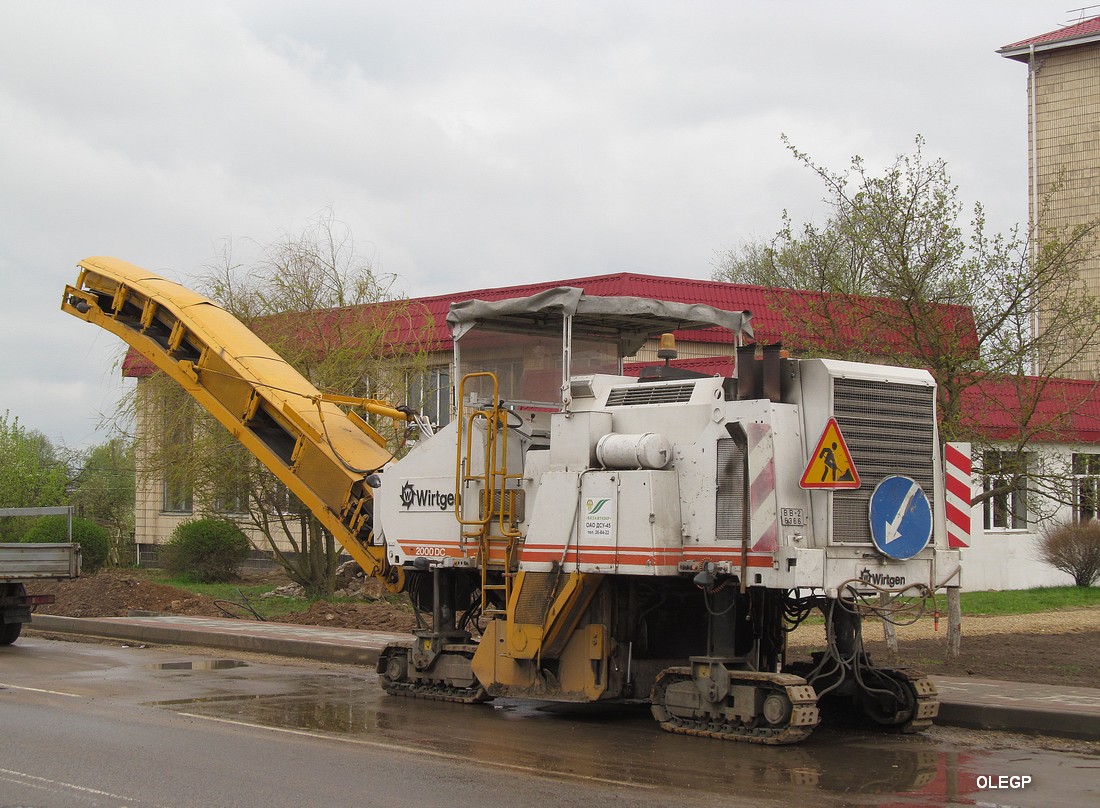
(132, 381), (183, 550)
(131, 376), (313, 560)
(1026, 44), (1100, 377)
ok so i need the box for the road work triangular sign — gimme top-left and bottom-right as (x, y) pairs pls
(800, 417), (861, 489)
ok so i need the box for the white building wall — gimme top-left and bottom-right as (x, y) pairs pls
(957, 443), (1083, 591)
(958, 533), (1074, 591)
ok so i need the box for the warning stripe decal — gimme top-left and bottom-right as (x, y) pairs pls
(748, 423), (779, 552)
(944, 442), (972, 549)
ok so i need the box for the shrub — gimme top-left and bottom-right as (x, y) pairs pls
(1039, 521), (1100, 587)
(23, 515), (110, 573)
(162, 518), (250, 583)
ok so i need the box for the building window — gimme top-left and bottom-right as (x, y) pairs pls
(162, 471), (194, 514)
(409, 367), (451, 428)
(1072, 453), (1100, 522)
(982, 450), (1029, 530)
(160, 395), (194, 514)
(214, 479), (250, 515)
(254, 475), (294, 516)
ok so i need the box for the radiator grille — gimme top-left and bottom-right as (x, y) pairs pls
(716, 438), (746, 543)
(513, 571), (557, 625)
(606, 382), (695, 407)
(831, 377), (937, 544)
(478, 489), (526, 522)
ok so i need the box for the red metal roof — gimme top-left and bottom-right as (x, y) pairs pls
(999, 16), (1100, 59)
(120, 269), (1100, 444)
(368, 272), (979, 360)
(122, 271), (976, 374)
(959, 375), (1100, 445)
(624, 356), (735, 378)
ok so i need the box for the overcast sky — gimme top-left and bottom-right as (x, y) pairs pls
(0, 1), (1070, 449)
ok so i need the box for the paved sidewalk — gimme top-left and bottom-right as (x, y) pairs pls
(30, 614), (406, 666)
(26, 613), (1100, 741)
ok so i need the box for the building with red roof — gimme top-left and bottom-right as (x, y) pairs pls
(123, 270), (1100, 590)
(125, 17), (1100, 591)
(122, 271), (978, 376)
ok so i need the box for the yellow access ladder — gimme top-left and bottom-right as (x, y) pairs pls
(454, 373), (523, 617)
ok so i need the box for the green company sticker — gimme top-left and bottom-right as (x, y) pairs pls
(583, 498), (614, 538)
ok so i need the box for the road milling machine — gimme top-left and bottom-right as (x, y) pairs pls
(63, 257), (959, 745)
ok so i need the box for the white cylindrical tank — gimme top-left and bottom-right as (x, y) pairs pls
(595, 432), (673, 470)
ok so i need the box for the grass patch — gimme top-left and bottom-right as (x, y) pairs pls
(149, 569), (408, 620)
(959, 586), (1100, 616)
(157, 576), (275, 600)
(142, 569), (310, 620)
(793, 587), (1098, 625)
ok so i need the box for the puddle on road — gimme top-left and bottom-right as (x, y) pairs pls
(163, 683), (1011, 802)
(149, 659), (249, 671)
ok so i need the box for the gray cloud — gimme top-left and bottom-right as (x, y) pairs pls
(0, 0), (1060, 446)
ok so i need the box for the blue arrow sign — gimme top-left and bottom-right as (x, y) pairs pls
(868, 476), (932, 560)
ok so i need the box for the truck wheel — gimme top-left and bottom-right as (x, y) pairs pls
(0, 620), (21, 646)
(1, 583), (26, 645)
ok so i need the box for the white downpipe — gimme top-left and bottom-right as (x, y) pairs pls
(1029, 43), (1040, 374)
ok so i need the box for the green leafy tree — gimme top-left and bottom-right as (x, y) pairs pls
(0, 411), (68, 542)
(714, 136), (1100, 515)
(23, 515), (110, 573)
(70, 438), (135, 565)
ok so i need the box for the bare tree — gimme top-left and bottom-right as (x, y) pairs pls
(1039, 521), (1100, 587)
(136, 210), (433, 595)
(714, 136), (1100, 515)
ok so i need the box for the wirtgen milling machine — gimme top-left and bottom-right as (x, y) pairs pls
(64, 257), (959, 745)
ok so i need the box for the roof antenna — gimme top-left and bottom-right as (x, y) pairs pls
(1066, 5), (1100, 24)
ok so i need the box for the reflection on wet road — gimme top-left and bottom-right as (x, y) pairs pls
(159, 671), (1098, 806)
(6, 638), (1093, 807)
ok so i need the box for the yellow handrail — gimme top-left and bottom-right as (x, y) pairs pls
(454, 372), (500, 529)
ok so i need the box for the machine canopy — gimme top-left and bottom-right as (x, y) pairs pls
(445, 287), (754, 409)
(446, 286), (754, 356)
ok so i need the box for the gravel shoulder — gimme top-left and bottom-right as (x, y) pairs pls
(787, 608), (1100, 688)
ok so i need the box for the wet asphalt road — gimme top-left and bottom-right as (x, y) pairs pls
(1, 636), (1097, 808)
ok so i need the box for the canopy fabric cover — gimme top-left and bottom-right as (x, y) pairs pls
(446, 287), (753, 356)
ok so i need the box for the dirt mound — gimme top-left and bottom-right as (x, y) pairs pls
(28, 570), (221, 617)
(27, 568), (417, 632)
(276, 600), (416, 633)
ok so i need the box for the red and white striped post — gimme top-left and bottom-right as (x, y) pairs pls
(944, 441), (971, 657)
(944, 442), (972, 549)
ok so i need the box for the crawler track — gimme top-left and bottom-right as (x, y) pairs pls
(377, 644), (492, 705)
(650, 667), (820, 745)
(868, 667), (939, 733)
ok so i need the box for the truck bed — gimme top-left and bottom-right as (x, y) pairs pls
(0, 543), (81, 581)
